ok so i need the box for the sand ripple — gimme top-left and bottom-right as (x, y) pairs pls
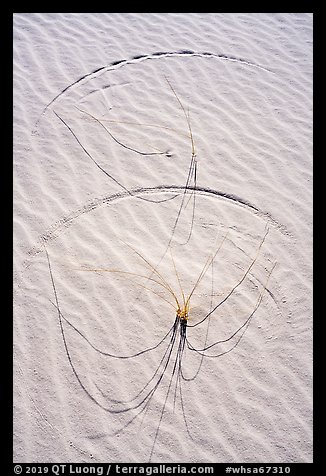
(14, 13), (312, 463)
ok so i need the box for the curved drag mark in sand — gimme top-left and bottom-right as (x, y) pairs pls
(33, 50), (276, 130)
(22, 185), (291, 265)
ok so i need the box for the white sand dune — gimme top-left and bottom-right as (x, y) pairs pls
(13, 13), (312, 463)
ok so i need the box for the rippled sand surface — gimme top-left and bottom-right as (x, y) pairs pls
(13, 13), (312, 463)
